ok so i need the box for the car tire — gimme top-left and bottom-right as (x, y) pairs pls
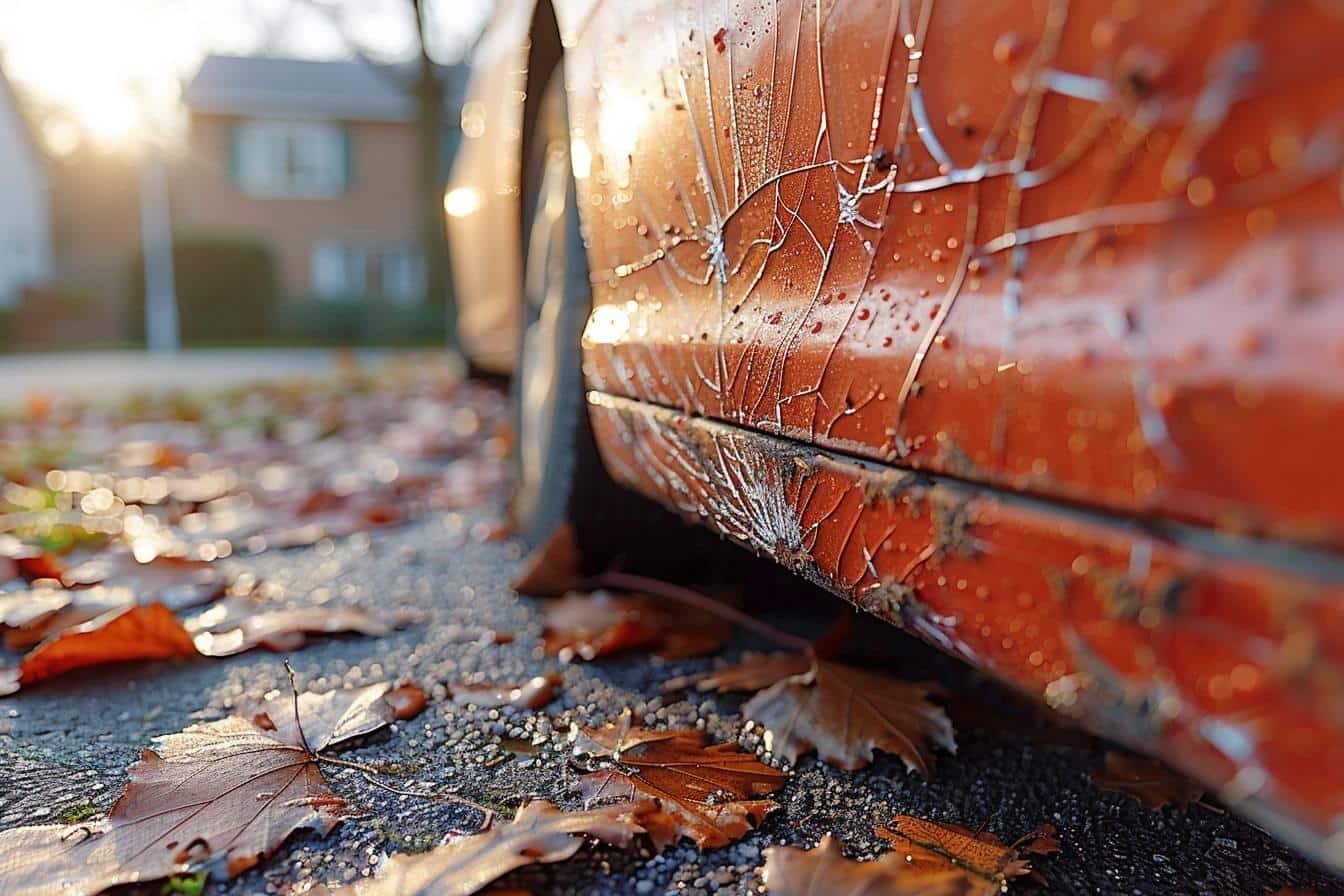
(509, 66), (750, 579)
(508, 68), (612, 550)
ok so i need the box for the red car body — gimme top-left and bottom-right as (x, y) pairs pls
(449, 0), (1344, 869)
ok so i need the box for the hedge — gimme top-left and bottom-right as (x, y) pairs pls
(270, 297), (447, 346)
(125, 236), (278, 345)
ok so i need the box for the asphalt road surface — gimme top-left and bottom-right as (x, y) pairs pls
(2, 492), (1342, 894)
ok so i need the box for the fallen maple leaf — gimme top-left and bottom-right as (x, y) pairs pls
(0, 603), (199, 695)
(762, 834), (921, 895)
(240, 680), (429, 751)
(872, 814), (1060, 895)
(450, 674), (561, 710)
(0, 715), (344, 895)
(1091, 751), (1212, 811)
(330, 800), (646, 896)
(680, 651), (954, 773)
(542, 590), (731, 663)
(511, 523), (584, 596)
(574, 717), (787, 848)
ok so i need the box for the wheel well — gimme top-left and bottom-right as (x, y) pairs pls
(519, 0), (565, 246)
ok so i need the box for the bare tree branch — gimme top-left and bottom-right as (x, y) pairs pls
(300, 0), (414, 91)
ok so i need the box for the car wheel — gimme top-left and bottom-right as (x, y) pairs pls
(509, 69), (601, 547)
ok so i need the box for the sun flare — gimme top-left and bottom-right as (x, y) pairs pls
(0, 0), (203, 151)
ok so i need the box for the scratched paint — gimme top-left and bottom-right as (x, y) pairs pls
(588, 390), (1344, 870)
(562, 0), (1344, 549)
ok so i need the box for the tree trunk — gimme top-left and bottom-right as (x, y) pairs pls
(411, 2), (458, 350)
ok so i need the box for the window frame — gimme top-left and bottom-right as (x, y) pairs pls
(231, 119), (350, 199)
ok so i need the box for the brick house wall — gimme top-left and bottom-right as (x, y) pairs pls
(173, 111), (423, 298)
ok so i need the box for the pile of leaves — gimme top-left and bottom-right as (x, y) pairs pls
(0, 365), (510, 691)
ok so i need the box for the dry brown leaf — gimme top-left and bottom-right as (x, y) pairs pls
(331, 799), (646, 896)
(1, 586), (137, 650)
(0, 603), (199, 695)
(663, 650), (810, 693)
(0, 715), (344, 896)
(762, 834), (921, 895)
(541, 591), (730, 663)
(574, 718), (787, 848)
(239, 681), (428, 751)
(450, 674), (561, 710)
(182, 593), (268, 635)
(0, 586), (77, 630)
(511, 523), (584, 596)
(193, 606), (399, 656)
(0, 538), (64, 583)
(1092, 751), (1211, 811)
(60, 552), (226, 609)
(741, 659), (954, 772)
(385, 682), (430, 719)
(871, 814), (1060, 895)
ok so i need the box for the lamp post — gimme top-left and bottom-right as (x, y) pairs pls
(134, 73), (179, 355)
(140, 138), (178, 354)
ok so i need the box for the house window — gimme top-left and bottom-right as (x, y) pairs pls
(311, 242), (366, 298)
(310, 242), (423, 302)
(233, 120), (348, 198)
(380, 247), (426, 304)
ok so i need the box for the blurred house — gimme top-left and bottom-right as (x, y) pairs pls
(0, 62), (52, 308)
(177, 55), (463, 304)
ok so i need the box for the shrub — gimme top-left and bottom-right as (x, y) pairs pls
(270, 297), (447, 347)
(126, 236), (277, 345)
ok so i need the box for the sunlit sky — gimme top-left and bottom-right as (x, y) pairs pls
(0, 0), (491, 154)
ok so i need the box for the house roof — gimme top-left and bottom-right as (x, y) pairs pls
(183, 55), (427, 122)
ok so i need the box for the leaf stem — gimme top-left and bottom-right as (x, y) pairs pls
(356, 771), (495, 831)
(586, 571), (812, 652)
(315, 755), (496, 828)
(283, 659), (315, 757)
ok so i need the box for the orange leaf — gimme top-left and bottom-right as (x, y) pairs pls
(385, 682), (430, 720)
(575, 717), (787, 848)
(1, 603), (199, 695)
(874, 815), (1060, 894)
(1091, 751), (1210, 811)
(329, 799), (646, 896)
